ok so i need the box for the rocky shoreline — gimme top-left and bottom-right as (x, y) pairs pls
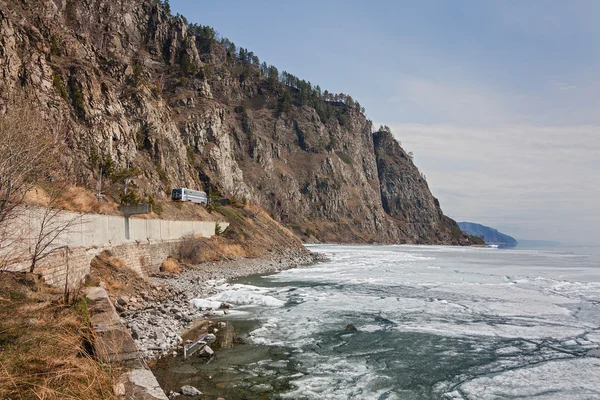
(117, 250), (325, 360)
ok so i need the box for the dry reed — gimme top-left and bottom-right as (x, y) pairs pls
(0, 274), (119, 400)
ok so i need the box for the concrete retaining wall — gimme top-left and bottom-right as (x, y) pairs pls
(12, 207), (226, 248)
(4, 207), (229, 289)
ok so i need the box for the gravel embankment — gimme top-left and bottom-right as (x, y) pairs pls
(117, 251), (324, 359)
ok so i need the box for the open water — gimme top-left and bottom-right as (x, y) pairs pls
(174, 244), (600, 399)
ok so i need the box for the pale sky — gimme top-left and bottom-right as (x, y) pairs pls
(171, 0), (600, 244)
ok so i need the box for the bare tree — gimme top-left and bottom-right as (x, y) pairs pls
(0, 93), (63, 270)
(26, 185), (80, 273)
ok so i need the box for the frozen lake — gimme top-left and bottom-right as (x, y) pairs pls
(195, 244), (600, 399)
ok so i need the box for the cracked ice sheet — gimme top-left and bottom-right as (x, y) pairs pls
(451, 358), (600, 399)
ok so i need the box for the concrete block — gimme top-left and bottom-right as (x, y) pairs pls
(118, 204), (152, 216)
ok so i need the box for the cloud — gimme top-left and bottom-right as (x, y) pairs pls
(387, 77), (522, 125)
(387, 74), (600, 127)
(378, 66), (600, 244)
(380, 123), (600, 244)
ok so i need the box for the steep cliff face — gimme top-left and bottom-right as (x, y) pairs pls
(374, 129), (474, 244)
(0, 0), (476, 245)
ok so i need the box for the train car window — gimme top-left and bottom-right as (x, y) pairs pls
(171, 188), (183, 200)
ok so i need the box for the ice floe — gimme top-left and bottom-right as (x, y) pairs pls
(225, 244), (600, 399)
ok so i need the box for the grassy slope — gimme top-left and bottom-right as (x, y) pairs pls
(178, 203), (308, 264)
(0, 273), (118, 400)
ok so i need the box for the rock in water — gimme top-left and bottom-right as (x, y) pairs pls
(204, 333), (217, 343)
(345, 324), (358, 331)
(180, 385), (202, 396)
(200, 345), (214, 357)
(250, 383), (273, 393)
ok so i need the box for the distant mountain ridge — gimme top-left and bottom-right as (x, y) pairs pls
(458, 222), (518, 248)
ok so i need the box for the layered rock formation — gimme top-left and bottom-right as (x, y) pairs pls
(0, 0), (477, 245)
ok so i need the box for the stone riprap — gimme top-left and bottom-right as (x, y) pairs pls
(85, 286), (169, 400)
(119, 251), (323, 359)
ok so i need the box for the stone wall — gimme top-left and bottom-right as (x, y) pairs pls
(110, 240), (180, 277)
(33, 240), (180, 289)
(33, 246), (94, 288)
(85, 286), (169, 400)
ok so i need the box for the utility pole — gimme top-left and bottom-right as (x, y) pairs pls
(97, 165), (103, 201)
(124, 160), (129, 194)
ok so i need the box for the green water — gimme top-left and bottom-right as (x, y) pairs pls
(152, 244), (600, 399)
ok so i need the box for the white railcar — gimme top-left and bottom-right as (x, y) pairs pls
(171, 188), (208, 204)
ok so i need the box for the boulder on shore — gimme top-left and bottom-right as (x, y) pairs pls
(180, 385), (202, 396)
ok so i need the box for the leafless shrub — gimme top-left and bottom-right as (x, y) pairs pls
(0, 92), (65, 270)
(26, 185), (81, 273)
(177, 234), (203, 264)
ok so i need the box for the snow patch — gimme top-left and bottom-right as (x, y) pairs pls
(189, 298), (223, 310)
(210, 290), (285, 307)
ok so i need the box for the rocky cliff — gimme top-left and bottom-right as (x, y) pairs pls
(0, 0), (477, 245)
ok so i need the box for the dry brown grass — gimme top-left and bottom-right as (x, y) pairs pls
(220, 243), (245, 259)
(23, 186), (120, 215)
(178, 235), (244, 264)
(176, 204), (306, 265)
(0, 272), (118, 400)
(86, 251), (153, 299)
(56, 186), (120, 215)
(160, 257), (181, 274)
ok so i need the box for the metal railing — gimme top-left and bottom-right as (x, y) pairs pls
(183, 334), (209, 359)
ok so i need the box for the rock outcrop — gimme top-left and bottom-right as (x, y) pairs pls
(0, 0), (477, 245)
(374, 128), (473, 244)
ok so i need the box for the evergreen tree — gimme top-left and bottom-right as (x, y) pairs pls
(279, 91), (293, 113)
(239, 47), (247, 63)
(161, 0), (171, 15)
(246, 51), (254, 65)
(267, 65), (279, 89)
(170, 18), (368, 124)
